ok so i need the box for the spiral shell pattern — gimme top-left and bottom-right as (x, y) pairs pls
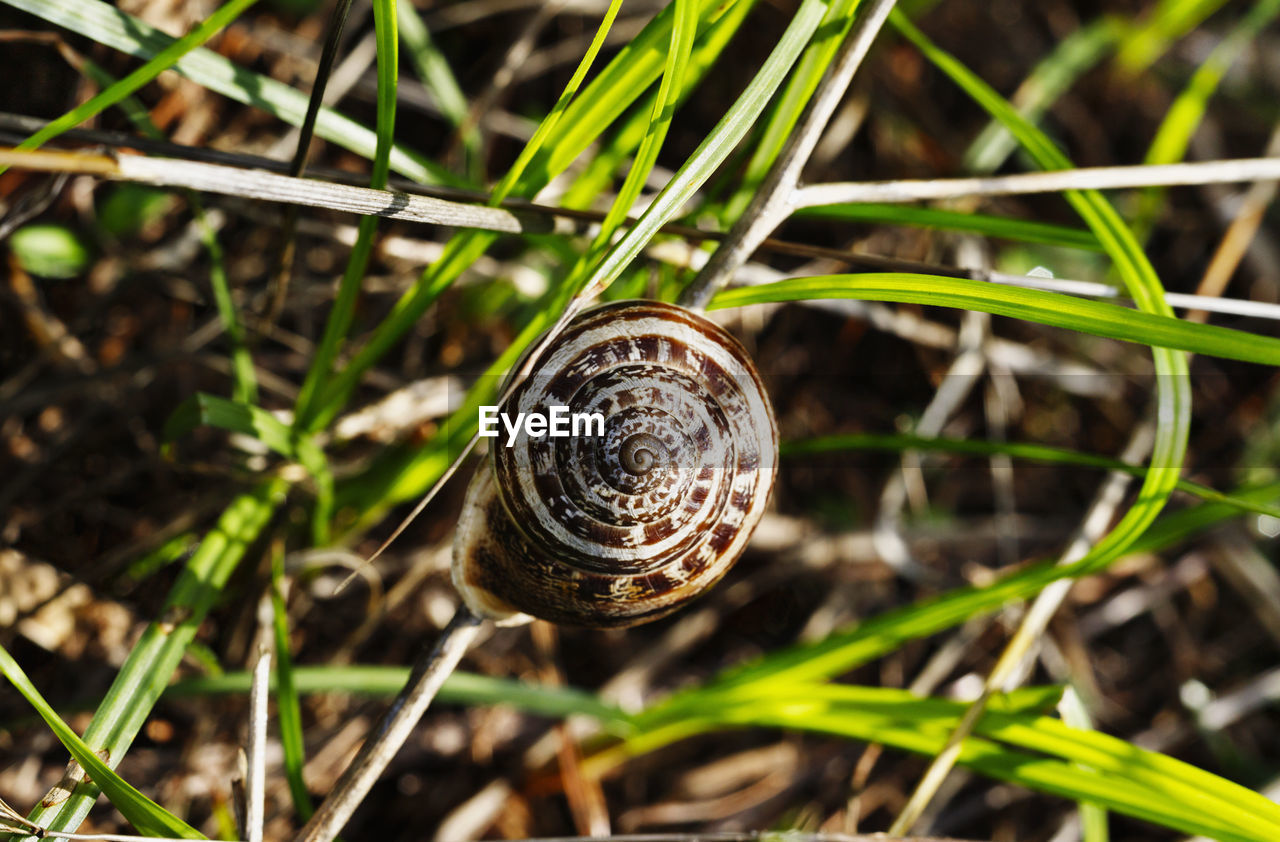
(452, 300), (778, 628)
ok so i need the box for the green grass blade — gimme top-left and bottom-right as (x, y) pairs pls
(964, 17), (1124, 173)
(396, 3), (468, 130)
(0, 646), (205, 839)
(1058, 688), (1110, 842)
(572, 0), (829, 301)
(783, 433), (1280, 519)
(1133, 0), (1280, 239)
(613, 685), (1280, 841)
(1, 0), (457, 186)
(794, 203), (1102, 250)
(884, 11), (1194, 582)
(489, 0), (625, 205)
(559, 0), (754, 212)
(292, 0), (400, 434)
(166, 667), (634, 732)
(1115, 0), (1230, 74)
(575, 0), (698, 277)
(521, 0), (749, 190)
(711, 273), (1280, 366)
(18, 479), (286, 839)
(70, 57), (258, 406)
(269, 550), (312, 821)
(724, 0), (864, 220)
(199, 218), (258, 405)
(164, 393), (300, 458)
(298, 0), (629, 431)
(0, 0), (258, 175)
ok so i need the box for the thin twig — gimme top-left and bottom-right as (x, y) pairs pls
(245, 649), (271, 842)
(794, 156), (1280, 205)
(679, 0), (899, 310)
(291, 607), (485, 842)
(0, 149), (561, 234)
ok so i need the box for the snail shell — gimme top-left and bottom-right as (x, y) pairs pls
(452, 299), (778, 628)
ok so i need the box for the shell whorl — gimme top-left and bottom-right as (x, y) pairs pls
(452, 299), (778, 628)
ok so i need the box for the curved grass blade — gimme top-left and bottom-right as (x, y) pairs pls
(964, 17), (1124, 173)
(724, 0), (865, 220)
(299, 0), (633, 430)
(711, 273), (1280, 366)
(597, 685), (1280, 841)
(783, 433), (1280, 519)
(573, 0), (698, 281)
(0, 646), (205, 839)
(883, 12), (1192, 828)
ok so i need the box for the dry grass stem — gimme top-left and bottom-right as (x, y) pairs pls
(795, 156), (1280, 205)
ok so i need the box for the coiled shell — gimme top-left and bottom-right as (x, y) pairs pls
(452, 299), (778, 628)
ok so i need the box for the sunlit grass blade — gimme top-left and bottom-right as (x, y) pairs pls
(396, 1), (475, 170)
(166, 666), (634, 732)
(794, 203), (1102, 250)
(1, 0), (456, 186)
(574, 0), (698, 281)
(1115, 0), (1230, 74)
(604, 684), (1280, 841)
(299, 0), (631, 431)
(712, 273), (1280, 366)
(0, 646), (204, 839)
(18, 479), (285, 838)
(1132, 0), (1280, 239)
(270, 550), (312, 821)
(878, 13), (1191, 826)
(724, 0), (864, 220)
(67, 54), (257, 405)
(783, 433), (1280, 519)
(559, 0), (753, 212)
(1058, 688), (1110, 842)
(0, 0), (257, 176)
(964, 16), (1124, 173)
(292, 0), (400, 441)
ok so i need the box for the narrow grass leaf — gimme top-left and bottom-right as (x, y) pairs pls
(269, 550), (312, 821)
(0, 646), (205, 839)
(164, 393), (298, 458)
(166, 667), (634, 732)
(574, 0), (698, 281)
(1133, 0), (1280, 239)
(964, 17), (1124, 173)
(292, 0), (400, 440)
(794, 203), (1102, 251)
(1058, 688), (1110, 842)
(724, 0), (865, 220)
(1, 0), (456, 186)
(612, 686), (1280, 841)
(783, 433), (1280, 519)
(711, 273), (1280, 366)
(18, 478), (285, 839)
(0, 0), (257, 175)
(1115, 0), (1230, 74)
